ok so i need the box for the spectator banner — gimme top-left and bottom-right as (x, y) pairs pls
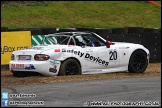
(1, 31), (31, 65)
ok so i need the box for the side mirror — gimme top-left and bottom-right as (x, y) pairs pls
(107, 41), (112, 48)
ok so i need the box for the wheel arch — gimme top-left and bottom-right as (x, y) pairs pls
(128, 48), (149, 73)
(61, 57), (82, 70)
(58, 57), (82, 76)
(128, 48), (148, 63)
(130, 49), (148, 58)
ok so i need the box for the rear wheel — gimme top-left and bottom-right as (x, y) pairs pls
(59, 59), (81, 76)
(128, 50), (148, 73)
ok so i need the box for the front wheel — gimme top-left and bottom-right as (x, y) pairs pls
(58, 59), (81, 76)
(128, 50), (148, 73)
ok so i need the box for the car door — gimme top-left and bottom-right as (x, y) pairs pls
(83, 46), (109, 69)
(74, 33), (120, 69)
(83, 45), (120, 69)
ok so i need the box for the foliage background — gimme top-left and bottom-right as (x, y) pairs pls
(1, 1), (161, 29)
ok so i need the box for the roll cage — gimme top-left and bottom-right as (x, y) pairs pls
(41, 32), (107, 47)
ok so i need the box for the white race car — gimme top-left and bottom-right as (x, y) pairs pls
(9, 32), (150, 77)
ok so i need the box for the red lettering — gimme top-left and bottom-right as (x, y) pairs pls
(54, 49), (60, 52)
(11, 64), (24, 69)
(15, 64), (24, 69)
(16, 64), (19, 68)
(20, 64), (24, 68)
(11, 64), (15, 68)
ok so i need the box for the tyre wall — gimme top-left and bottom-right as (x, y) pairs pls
(1, 27), (161, 66)
(75, 27), (161, 63)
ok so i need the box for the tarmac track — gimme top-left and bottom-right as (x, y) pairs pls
(1, 76), (161, 107)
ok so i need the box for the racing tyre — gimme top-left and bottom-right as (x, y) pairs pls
(128, 50), (148, 73)
(59, 59), (81, 76)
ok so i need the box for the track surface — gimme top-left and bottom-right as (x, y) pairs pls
(1, 76), (161, 107)
(1, 63), (161, 88)
(1, 63), (161, 107)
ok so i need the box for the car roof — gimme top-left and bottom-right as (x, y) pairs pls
(45, 31), (93, 37)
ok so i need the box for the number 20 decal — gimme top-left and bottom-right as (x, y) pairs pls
(109, 50), (117, 61)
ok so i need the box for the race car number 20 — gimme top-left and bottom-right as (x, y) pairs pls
(109, 50), (117, 61)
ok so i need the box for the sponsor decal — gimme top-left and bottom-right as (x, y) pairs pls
(49, 68), (57, 73)
(109, 50), (118, 61)
(1, 46), (29, 54)
(119, 46), (129, 49)
(25, 64), (36, 70)
(11, 64), (36, 70)
(62, 48), (66, 52)
(85, 53), (109, 67)
(83, 70), (102, 73)
(62, 49), (109, 67)
(49, 61), (59, 73)
(50, 61), (59, 67)
(62, 49), (84, 57)
(54, 49), (60, 52)
(11, 64), (24, 69)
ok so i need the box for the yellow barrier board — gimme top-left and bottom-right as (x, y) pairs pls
(1, 31), (32, 65)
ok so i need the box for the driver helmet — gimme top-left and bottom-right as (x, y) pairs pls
(89, 42), (95, 47)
